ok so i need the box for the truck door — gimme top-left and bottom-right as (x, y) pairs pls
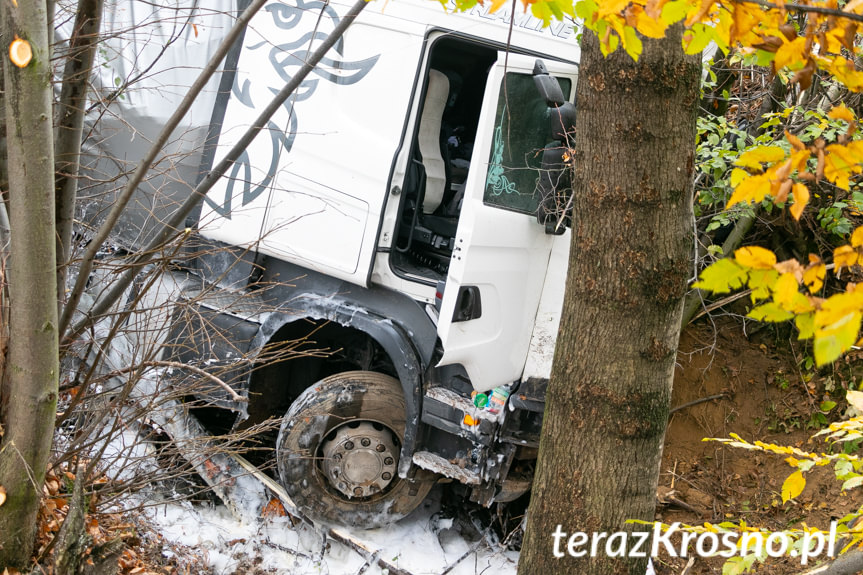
(436, 53), (577, 391)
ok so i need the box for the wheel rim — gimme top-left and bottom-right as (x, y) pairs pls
(320, 420), (400, 499)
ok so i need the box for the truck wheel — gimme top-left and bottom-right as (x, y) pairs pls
(276, 370), (433, 528)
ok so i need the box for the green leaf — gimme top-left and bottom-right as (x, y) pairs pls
(722, 557), (746, 575)
(748, 302), (794, 323)
(693, 258), (748, 294)
(820, 400), (837, 412)
(835, 459), (854, 479)
(575, 0), (598, 22)
(748, 268), (779, 302)
(622, 24), (643, 61)
(683, 23), (713, 55)
(814, 312), (862, 366)
(755, 49), (776, 67)
(796, 313), (815, 339)
(661, 0), (688, 24)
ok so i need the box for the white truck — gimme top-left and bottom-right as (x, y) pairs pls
(81, 0), (579, 528)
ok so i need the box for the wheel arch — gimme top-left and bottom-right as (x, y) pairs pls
(243, 290), (433, 478)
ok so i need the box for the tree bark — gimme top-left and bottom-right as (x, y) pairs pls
(0, 0), (59, 567)
(518, 27), (700, 575)
(54, 0), (103, 311)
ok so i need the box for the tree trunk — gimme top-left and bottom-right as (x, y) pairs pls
(0, 0), (59, 567)
(518, 27), (699, 575)
(54, 0), (103, 310)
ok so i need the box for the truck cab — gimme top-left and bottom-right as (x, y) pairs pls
(86, 0), (579, 528)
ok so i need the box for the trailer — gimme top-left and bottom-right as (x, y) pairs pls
(79, 0), (580, 529)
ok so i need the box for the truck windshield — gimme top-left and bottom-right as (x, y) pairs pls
(483, 72), (572, 215)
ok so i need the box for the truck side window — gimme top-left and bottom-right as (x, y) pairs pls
(483, 72), (572, 215)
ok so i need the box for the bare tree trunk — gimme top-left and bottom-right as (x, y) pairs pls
(518, 27), (700, 575)
(54, 0), (103, 310)
(0, 0), (59, 567)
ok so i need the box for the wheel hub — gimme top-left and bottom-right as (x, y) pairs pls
(320, 421), (399, 499)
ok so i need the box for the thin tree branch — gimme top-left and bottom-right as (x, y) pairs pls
(112, 360), (247, 403)
(54, 0), (103, 311)
(733, 0), (863, 23)
(58, 0), (270, 339)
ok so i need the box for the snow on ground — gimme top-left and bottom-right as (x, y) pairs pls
(141, 487), (519, 575)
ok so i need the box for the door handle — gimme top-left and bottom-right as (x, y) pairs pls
(452, 286), (482, 322)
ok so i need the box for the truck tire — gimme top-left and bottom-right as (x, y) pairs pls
(276, 370), (433, 528)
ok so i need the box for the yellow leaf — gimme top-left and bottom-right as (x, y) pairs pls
(597, 0), (630, 18)
(774, 37), (807, 71)
(825, 26), (849, 54)
(774, 272), (799, 308)
(790, 149), (811, 172)
(824, 144), (862, 190)
(829, 104), (856, 123)
(847, 389), (863, 412)
(489, 0), (508, 13)
(830, 56), (863, 91)
(693, 258), (748, 293)
(748, 268), (779, 301)
(731, 3), (760, 40)
(796, 312), (815, 339)
(735, 246), (777, 270)
(735, 146), (786, 170)
(803, 263), (826, 294)
(834, 245), (859, 271)
(635, 7), (668, 38)
(682, 23), (714, 55)
(815, 291), (863, 327)
(814, 311), (862, 365)
(782, 470), (806, 502)
(786, 130), (805, 150)
(727, 173), (771, 208)
(0, 485), (5, 507)
(730, 167), (748, 188)
(845, 0), (863, 13)
(790, 183), (809, 221)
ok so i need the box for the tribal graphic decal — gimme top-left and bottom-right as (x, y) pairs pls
(205, 0), (380, 218)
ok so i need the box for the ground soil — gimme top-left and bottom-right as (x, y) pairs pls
(654, 316), (861, 574)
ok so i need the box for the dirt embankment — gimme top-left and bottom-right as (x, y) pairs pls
(656, 318), (860, 574)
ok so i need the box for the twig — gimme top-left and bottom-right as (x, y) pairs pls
(692, 290), (752, 322)
(112, 360), (248, 403)
(58, 0), (270, 339)
(669, 394), (727, 415)
(64, 0), (372, 346)
(440, 534), (488, 575)
(734, 0), (863, 24)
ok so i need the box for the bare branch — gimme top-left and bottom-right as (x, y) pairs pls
(58, 0), (270, 339)
(113, 360), (247, 403)
(733, 0), (863, 23)
(64, 0), (372, 345)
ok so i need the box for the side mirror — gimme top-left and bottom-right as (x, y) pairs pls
(532, 60), (575, 234)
